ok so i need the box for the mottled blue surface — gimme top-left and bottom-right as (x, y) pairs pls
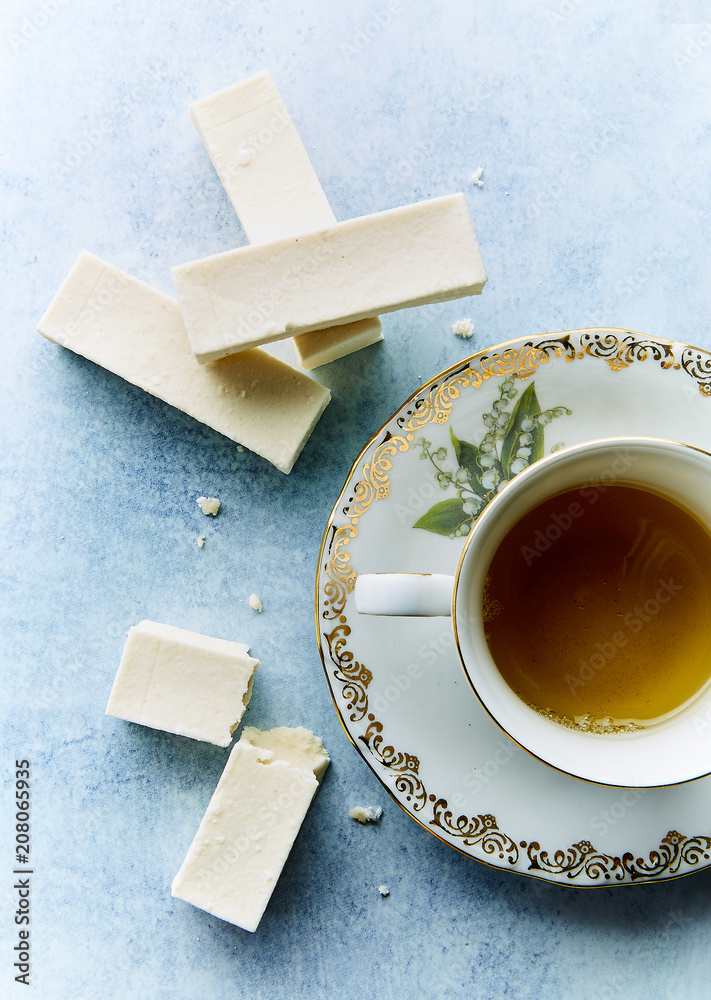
(2, 0), (711, 997)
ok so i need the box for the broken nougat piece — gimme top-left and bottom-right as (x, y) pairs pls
(349, 805), (382, 823)
(171, 726), (329, 932)
(105, 621), (258, 746)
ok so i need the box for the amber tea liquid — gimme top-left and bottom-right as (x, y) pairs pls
(482, 484), (711, 729)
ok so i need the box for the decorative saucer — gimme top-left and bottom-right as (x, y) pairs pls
(316, 329), (711, 886)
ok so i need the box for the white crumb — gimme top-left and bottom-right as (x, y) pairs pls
(196, 496), (221, 516)
(196, 535), (206, 548)
(471, 166), (484, 188)
(248, 593), (263, 612)
(452, 318), (474, 339)
(237, 445), (245, 452)
(378, 884), (390, 897)
(350, 805), (383, 824)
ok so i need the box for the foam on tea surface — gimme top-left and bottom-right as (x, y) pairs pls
(482, 484), (711, 730)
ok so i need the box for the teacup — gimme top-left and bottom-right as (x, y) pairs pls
(354, 437), (711, 787)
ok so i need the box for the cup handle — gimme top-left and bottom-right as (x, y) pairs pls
(354, 574), (455, 617)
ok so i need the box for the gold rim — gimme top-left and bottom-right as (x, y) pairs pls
(314, 329), (711, 885)
(452, 434), (711, 790)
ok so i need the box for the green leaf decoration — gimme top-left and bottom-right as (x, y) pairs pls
(412, 378), (571, 540)
(459, 439), (485, 493)
(527, 421), (545, 463)
(500, 383), (544, 478)
(413, 498), (470, 536)
(450, 427), (461, 464)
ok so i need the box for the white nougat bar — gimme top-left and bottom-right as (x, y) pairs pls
(171, 726), (330, 932)
(190, 70), (382, 369)
(37, 251), (330, 473)
(172, 193), (488, 364)
(190, 70), (334, 244)
(106, 621), (258, 747)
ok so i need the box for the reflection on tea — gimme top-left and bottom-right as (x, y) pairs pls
(482, 484), (711, 731)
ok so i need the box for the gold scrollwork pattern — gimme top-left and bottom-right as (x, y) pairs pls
(521, 830), (711, 882)
(322, 524), (358, 621)
(523, 838), (626, 882)
(392, 337), (576, 439)
(395, 371), (481, 437)
(358, 716), (427, 811)
(322, 619), (372, 723)
(621, 830), (711, 880)
(477, 336), (576, 381)
(318, 331), (711, 884)
(344, 432), (409, 522)
(681, 347), (711, 396)
(580, 331), (675, 371)
(429, 800), (519, 865)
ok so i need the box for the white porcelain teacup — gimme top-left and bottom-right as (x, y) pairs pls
(354, 437), (711, 787)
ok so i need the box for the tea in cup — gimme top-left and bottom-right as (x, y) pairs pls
(355, 437), (711, 786)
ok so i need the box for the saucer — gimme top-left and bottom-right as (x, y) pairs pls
(316, 329), (711, 886)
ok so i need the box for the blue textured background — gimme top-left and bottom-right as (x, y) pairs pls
(2, 1), (711, 997)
